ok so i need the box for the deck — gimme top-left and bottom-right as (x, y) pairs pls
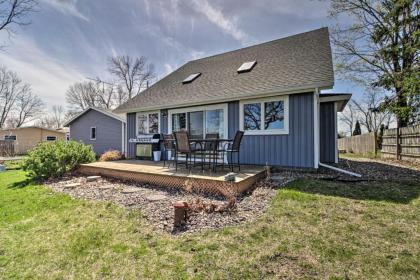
(78, 160), (267, 197)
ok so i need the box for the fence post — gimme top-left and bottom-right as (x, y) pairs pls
(374, 132), (377, 155)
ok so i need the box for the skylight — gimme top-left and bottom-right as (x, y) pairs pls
(237, 61), (257, 73)
(182, 73), (201, 84)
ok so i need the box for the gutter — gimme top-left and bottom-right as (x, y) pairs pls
(319, 162), (362, 178)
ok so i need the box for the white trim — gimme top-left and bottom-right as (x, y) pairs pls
(313, 89), (320, 168)
(90, 126), (96, 141)
(334, 102), (338, 163)
(319, 94), (351, 103)
(167, 103), (228, 139)
(135, 111), (161, 136)
(115, 84), (333, 113)
(64, 107), (126, 127)
(239, 95), (289, 135)
(121, 122), (125, 155)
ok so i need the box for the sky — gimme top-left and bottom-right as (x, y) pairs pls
(0, 0), (364, 110)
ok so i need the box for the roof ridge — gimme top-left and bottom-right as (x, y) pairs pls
(189, 27), (328, 63)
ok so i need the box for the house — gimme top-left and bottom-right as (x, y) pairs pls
(0, 126), (66, 155)
(115, 27), (351, 168)
(64, 107), (127, 156)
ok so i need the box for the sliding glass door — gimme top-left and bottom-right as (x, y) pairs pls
(169, 104), (227, 139)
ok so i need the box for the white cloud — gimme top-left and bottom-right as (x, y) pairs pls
(190, 0), (249, 45)
(41, 0), (89, 21)
(0, 35), (86, 106)
(164, 63), (175, 74)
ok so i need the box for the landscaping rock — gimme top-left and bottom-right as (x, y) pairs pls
(146, 194), (167, 201)
(64, 183), (81, 189)
(86, 175), (101, 182)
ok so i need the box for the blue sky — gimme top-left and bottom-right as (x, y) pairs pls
(0, 0), (363, 108)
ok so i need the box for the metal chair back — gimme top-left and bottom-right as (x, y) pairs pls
(163, 134), (175, 150)
(231, 131), (244, 151)
(174, 131), (191, 153)
(204, 133), (219, 151)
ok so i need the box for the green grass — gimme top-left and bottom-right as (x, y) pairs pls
(0, 170), (419, 279)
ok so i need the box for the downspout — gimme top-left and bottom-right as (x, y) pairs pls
(313, 88), (320, 168)
(319, 162), (362, 178)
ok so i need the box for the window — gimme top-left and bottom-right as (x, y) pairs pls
(240, 95), (289, 135)
(4, 135), (16, 141)
(90, 127), (96, 140)
(182, 73), (201, 84)
(46, 136), (57, 141)
(237, 61), (257, 73)
(136, 112), (160, 135)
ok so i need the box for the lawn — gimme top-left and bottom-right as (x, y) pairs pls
(0, 169), (419, 279)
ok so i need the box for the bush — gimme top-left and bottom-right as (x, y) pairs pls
(22, 140), (96, 180)
(99, 150), (123, 161)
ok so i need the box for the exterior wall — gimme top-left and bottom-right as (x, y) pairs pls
(0, 128), (65, 154)
(228, 92), (314, 167)
(69, 109), (123, 156)
(125, 92), (315, 167)
(319, 102), (336, 163)
(127, 112), (136, 159)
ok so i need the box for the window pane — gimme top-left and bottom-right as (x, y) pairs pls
(265, 100), (284, 129)
(46, 136), (57, 141)
(188, 111), (204, 139)
(148, 113), (159, 133)
(244, 103), (261, 130)
(205, 109), (224, 138)
(4, 135), (16, 141)
(137, 114), (147, 134)
(172, 113), (186, 132)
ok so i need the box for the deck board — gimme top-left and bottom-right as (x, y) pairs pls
(78, 160), (266, 197)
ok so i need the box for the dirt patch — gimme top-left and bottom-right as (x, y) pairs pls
(47, 175), (279, 234)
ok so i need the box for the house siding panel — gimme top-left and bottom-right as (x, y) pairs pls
(228, 92), (314, 167)
(69, 109), (123, 155)
(320, 102), (336, 163)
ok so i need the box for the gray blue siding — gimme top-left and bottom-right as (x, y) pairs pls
(320, 102), (336, 163)
(126, 92), (316, 167)
(228, 92), (314, 167)
(127, 112), (137, 158)
(69, 109), (123, 155)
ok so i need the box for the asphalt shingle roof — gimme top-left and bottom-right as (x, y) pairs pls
(116, 27), (334, 113)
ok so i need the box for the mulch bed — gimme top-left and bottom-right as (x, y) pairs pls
(46, 158), (419, 234)
(47, 175), (281, 235)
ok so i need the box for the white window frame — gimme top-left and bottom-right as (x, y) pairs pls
(239, 95), (289, 135)
(90, 127), (96, 140)
(168, 103), (228, 138)
(4, 135), (17, 141)
(136, 111), (160, 136)
(46, 136), (57, 141)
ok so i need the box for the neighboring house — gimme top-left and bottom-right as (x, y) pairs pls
(0, 126), (66, 155)
(64, 107), (127, 156)
(115, 27), (351, 168)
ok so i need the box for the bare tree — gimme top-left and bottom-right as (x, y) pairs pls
(352, 89), (394, 133)
(8, 88), (44, 127)
(0, 66), (31, 128)
(66, 80), (116, 114)
(0, 0), (37, 40)
(108, 55), (154, 99)
(339, 102), (356, 136)
(51, 104), (65, 128)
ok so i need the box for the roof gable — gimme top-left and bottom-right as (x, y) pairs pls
(64, 107), (126, 127)
(116, 27), (334, 113)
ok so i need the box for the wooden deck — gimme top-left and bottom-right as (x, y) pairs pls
(78, 160), (266, 197)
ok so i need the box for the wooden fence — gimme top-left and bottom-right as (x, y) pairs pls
(0, 140), (15, 157)
(381, 124), (420, 162)
(338, 132), (377, 155)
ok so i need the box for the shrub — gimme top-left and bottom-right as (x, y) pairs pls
(22, 140), (96, 180)
(99, 150), (122, 161)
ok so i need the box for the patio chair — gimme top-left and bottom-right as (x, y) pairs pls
(163, 134), (175, 167)
(220, 130), (244, 172)
(173, 131), (202, 171)
(201, 133), (219, 171)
